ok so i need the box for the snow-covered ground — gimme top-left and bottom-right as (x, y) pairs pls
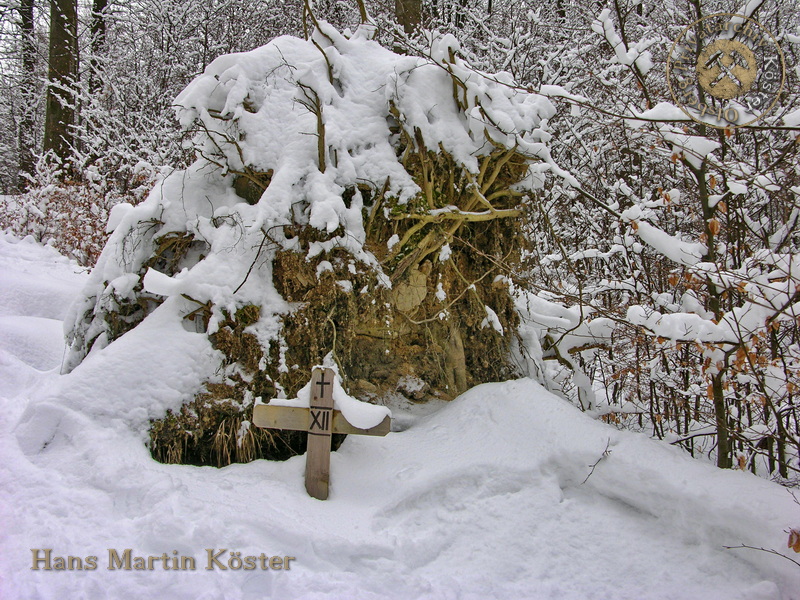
(1, 231), (799, 599)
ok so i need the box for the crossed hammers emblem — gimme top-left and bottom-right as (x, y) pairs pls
(697, 39), (758, 99)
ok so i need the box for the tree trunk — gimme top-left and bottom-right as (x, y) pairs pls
(43, 0), (78, 167)
(692, 156), (733, 469)
(712, 373), (732, 469)
(89, 0), (108, 94)
(17, 0), (36, 189)
(395, 0), (421, 34)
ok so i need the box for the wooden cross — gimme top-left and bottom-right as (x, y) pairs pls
(252, 367), (391, 500)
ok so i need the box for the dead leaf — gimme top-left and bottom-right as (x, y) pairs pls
(788, 529), (800, 553)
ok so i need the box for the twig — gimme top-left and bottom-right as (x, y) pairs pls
(394, 207), (522, 223)
(325, 311), (346, 385)
(582, 438), (612, 484)
(233, 229), (273, 294)
(296, 83), (325, 173)
(723, 544), (800, 569)
(669, 430), (718, 445)
(354, 0), (369, 23)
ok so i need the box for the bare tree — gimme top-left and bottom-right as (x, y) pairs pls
(43, 0), (77, 167)
(88, 0), (107, 94)
(17, 0), (36, 189)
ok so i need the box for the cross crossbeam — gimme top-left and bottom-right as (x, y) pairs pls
(252, 367), (391, 500)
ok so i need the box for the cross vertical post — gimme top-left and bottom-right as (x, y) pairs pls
(305, 367), (335, 500)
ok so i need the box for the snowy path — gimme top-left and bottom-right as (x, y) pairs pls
(1, 232), (799, 599)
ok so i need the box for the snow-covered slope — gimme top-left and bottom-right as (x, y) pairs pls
(1, 233), (799, 599)
(0, 233), (87, 402)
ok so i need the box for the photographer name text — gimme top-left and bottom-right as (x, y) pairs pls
(31, 548), (296, 571)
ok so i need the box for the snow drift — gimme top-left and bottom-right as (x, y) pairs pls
(2, 233), (800, 598)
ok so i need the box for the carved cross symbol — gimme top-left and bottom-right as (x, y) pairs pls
(315, 371), (331, 398)
(252, 367), (391, 500)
